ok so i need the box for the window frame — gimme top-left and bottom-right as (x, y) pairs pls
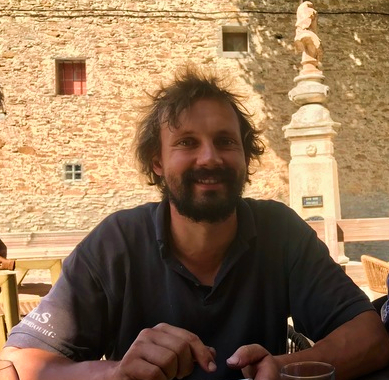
(56, 59), (87, 96)
(63, 163), (83, 182)
(219, 25), (250, 58)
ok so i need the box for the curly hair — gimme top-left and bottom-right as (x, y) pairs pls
(134, 67), (265, 192)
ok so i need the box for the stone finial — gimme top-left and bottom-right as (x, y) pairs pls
(295, 1), (323, 75)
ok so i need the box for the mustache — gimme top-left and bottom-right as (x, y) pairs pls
(182, 167), (237, 182)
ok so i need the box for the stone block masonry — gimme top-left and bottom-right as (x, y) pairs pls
(0, 0), (388, 260)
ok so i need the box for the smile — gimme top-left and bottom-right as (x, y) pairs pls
(197, 178), (219, 184)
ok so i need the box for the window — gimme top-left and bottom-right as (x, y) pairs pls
(220, 25), (249, 58)
(56, 60), (86, 95)
(64, 164), (82, 181)
(223, 32), (248, 52)
(222, 26), (248, 52)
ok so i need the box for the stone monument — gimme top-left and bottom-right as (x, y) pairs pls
(283, 1), (348, 263)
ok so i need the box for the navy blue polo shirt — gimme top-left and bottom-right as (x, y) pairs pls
(6, 198), (373, 380)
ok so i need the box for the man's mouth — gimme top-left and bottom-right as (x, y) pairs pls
(182, 168), (236, 190)
(197, 178), (220, 185)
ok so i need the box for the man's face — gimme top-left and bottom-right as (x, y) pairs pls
(152, 98), (248, 223)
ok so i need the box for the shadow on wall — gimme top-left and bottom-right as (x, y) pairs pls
(231, 1), (389, 220)
(223, 4), (297, 165)
(0, 86), (5, 115)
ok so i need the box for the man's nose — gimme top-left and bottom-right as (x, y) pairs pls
(196, 143), (223, 167)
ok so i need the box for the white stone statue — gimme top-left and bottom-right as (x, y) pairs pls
(294, 1), (323, 75)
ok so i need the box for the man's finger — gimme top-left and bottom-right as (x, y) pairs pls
(154, 323), (217, 373)
(227, 344), (270, 369)
(227, 344), (280, 380)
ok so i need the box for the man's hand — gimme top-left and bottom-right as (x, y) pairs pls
(1, 323), (216, 380)
(113, 323), (217, 380)
(227, 344), (280, 380)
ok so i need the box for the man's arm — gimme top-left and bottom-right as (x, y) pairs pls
(1, 348), (116, 380)
(0, 323), (217, 380)
(228, 311), (389, 380)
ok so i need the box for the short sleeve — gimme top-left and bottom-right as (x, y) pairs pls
(286, 214), (374, 341)
(6, 248), (110, 361)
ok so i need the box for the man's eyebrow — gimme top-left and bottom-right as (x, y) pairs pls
(171, 129), (195, 136)
(214, 129), (241, 136)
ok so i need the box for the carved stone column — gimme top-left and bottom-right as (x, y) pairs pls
(283, 1), (348, 263)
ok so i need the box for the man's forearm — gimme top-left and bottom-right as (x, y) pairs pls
(0, 347), (119, 380)
(275, 311), (389, 380)
(4, 311), (389, 380)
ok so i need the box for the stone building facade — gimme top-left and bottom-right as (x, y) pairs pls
(0, 0), (388, 259)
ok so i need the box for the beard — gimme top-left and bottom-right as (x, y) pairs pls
(162, 166), (246, 223)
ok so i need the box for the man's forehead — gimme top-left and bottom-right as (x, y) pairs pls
(162, 107), (238, 132)
(179, 98), (237, 121)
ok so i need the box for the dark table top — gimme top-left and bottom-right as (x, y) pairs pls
(355, 365), (389, 380)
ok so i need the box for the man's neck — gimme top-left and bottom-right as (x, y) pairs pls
(169, 203), (238, 286)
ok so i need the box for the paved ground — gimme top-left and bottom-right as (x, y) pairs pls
(16, 270), (52, 315)
(345, 261), (367, 287)
(22, 269), (52, 285)
(344, 261), (384, 301)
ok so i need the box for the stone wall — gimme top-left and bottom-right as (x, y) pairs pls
(0, 0), (388, 259)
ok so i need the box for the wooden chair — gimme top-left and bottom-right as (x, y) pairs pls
(0, 271), (20, 342)
(361, 255), (389, 294)
(0, 315), (7, 347)
(0, 239), (63, 337)
(13, 257), (63, 286)
(286, 325), (312, 353)
(0, 256), (63, 316)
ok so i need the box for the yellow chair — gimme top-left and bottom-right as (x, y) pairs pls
(0, 256), (63, 317)
(361, 255), (389, 294)
(0, 315), (7, 347)
(0, 271), (20, 344)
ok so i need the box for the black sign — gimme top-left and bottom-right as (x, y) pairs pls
(302, 196), (323, 208)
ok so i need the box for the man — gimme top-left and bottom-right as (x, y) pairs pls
(1, 68), (389, 380)
(380, 275), (389, 331)
(0, 238), (15, 269)
(0, 238), (7, 259)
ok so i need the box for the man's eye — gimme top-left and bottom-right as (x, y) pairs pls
(217, 138), (235, 146)
(177, 139), (195, 147)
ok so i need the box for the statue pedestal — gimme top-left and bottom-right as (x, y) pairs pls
(283, 74), (348, 264)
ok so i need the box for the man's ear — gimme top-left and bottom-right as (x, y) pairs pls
(152, 156), (163, 176)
